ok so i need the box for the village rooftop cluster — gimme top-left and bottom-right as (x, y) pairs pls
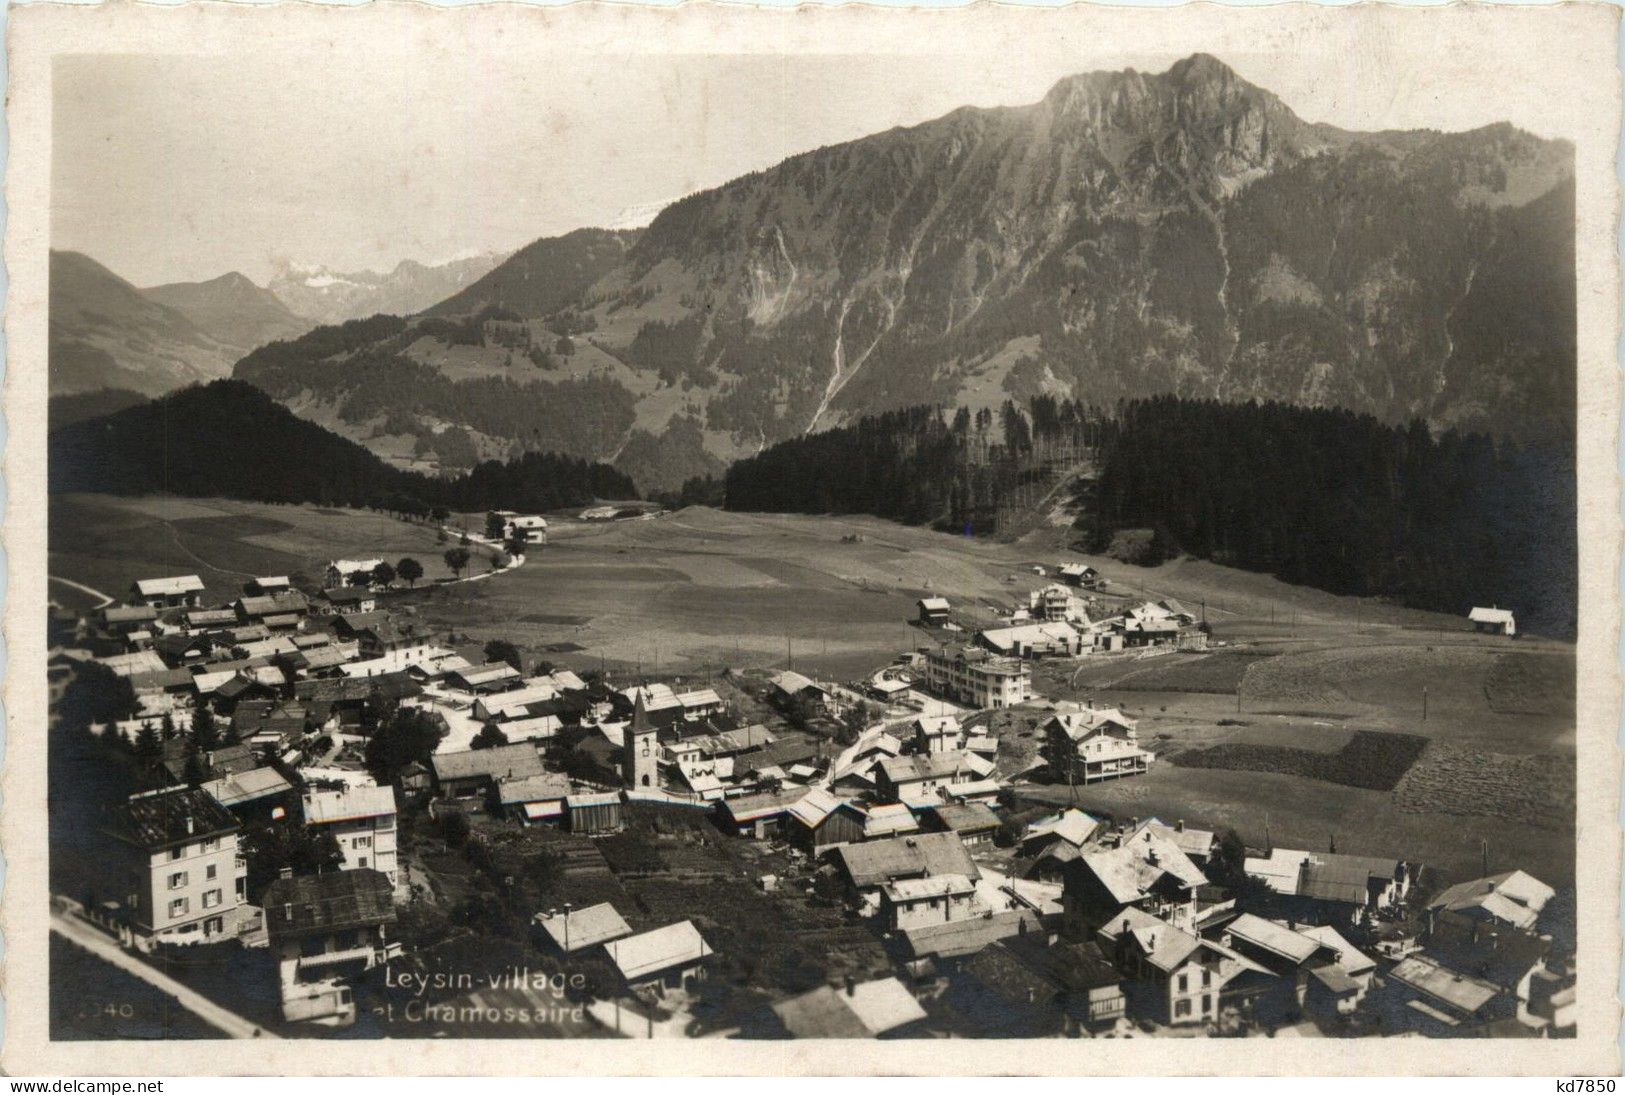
(47, 514), (1565, 1040)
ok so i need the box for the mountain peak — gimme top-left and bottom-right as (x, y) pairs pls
(1166, 52), (1241, 86)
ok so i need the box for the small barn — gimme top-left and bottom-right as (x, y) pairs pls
(566, 791), (624, 834)
(1468, 606), (1516, 637)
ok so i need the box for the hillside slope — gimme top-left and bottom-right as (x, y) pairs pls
(49, 251), (243, 396)
(49, 379), (635, 511)
(142, 271), (314, 351)
(231, 54), (1575, 491)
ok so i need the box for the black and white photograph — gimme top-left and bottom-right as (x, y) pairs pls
(4, 0), (1620, 1075)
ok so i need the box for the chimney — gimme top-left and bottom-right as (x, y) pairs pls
(279, 866), (293, 880)
(186, 816), (195, 836)
(1176, 819), (1185, 833)
(845, 975), (857, 997)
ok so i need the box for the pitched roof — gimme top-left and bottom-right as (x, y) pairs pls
(494, 771), (572, 806)
(1298, 852), (1402, 905)
(929, 801), (1000, 834)
(1245, 848), (1314, 894)
(431, 742), (547, 783)
(1095, 906), (1202, 973)
(979, 621), (1081, 652)
(964, 941), (1063, 1008)
(604, 921), (710, 981)
(1045, 707), (1136, 741)
(834, 832), (980, 889)
(198, 767), (293, 808)
(883, 873), (976, 902)
(134, 575), (205, 597)
(302, 783), (397, 824)
(720, 787), (809, 824)
(769, 670), (826, 696)
(1076, 830), (1207, 904)
(676, 688), (722, 709)
(1002, 936), (1122, 993)
(114, 787), (239, 850)
(620, 683), (682, 712)
(327, 558), (384, 574)
(1469, 607), (1515, 625)
(263, 869), (395, 940)
(238, 591), (310, 617)
(900, 909), (1041, 959)
(1427, 870), (1554, 931)
(878, 751), (976, 784)
(1389, 954), (1502, 1016)
(1021, 809), (1101, 850)
(863, 803), (921, 838)
(1136, 818), (1216, 859)
(1297, 925), (1377, 976)
(102, 604), (159, 625)
(1424, 926), (1550, 990)
(771, 989), (881, 1038)
(785, 787), (854, 828)
(1225, 914), (1328, 965)
(772, 980), (926, 1038)
(534, 903), (632, 954)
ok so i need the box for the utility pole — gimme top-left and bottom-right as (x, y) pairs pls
(1422, 686), (1428, 722)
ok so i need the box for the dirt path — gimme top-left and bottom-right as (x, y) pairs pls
(49, 575), (115, 609)
(162, 520), (257, 580)
(51, 908), (279, 1039)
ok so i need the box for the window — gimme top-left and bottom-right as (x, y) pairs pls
(359, 857), (368, 868)
(1176, 973), (1187, 992)
(203, 837), (218, 851)
(202, 889), (222, 909)
(168, 897), (189, 919)
(168, 872), (188, 890)
(1202, 995), (1213, 1014)
(376, 816), (395, 830)
(1174, 998), (1192, 1018)
(206, 864), (218, 881)
(1201, 969), (1212, 988)
(168, 846), (185, 861)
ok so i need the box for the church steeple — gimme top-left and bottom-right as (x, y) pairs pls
(623, 689), (658, 789)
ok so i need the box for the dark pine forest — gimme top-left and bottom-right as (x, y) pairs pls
(48, 380), (636, 516)
(723, 395), (1577, 638)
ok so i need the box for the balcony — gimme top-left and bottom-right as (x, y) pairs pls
(295, 945), (381, 974)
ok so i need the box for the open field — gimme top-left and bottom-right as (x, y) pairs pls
(49, 494), (499, 605)
(51, 496), (1576, 890)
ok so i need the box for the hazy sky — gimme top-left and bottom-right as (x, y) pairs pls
(51, 37), (1588, 288)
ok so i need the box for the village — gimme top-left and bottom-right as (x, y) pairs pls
(46, 507), (1575, 1042)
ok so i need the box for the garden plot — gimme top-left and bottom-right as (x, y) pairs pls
(1167, 729), (1428, 791)
(1393, 744), (1575, 830)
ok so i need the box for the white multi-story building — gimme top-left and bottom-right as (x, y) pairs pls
(110, 787), (249, 944)
(302, 783), (399, 886)
(919, 645), (1032, 709)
